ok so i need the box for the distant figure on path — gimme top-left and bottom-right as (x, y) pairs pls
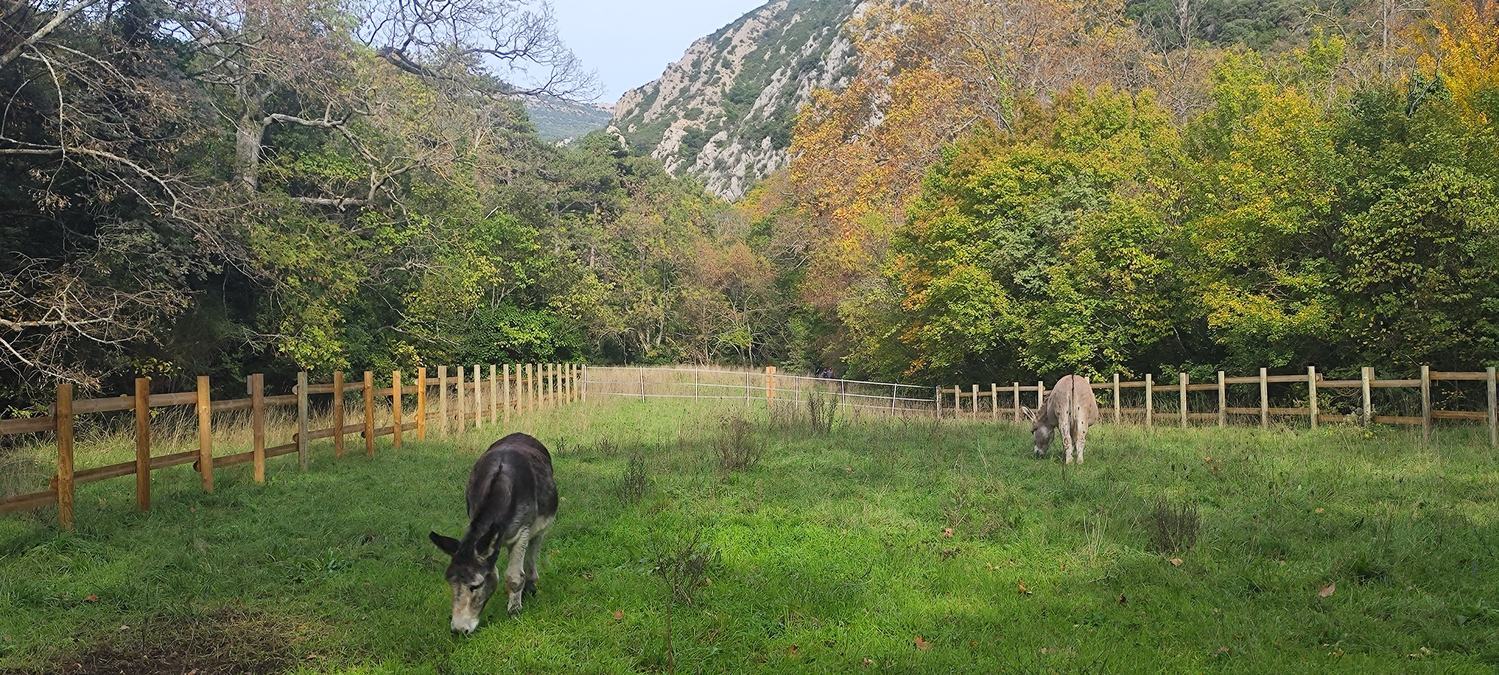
(1022, 374), (1100, 464)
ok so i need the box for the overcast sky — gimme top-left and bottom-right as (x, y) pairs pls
(549, 0), (768, 106)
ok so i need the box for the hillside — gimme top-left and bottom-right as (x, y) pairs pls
(525, 97), (613, 142)
(610, 0), (868, 200)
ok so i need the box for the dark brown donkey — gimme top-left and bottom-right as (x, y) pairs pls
(429, 432), (558, 633)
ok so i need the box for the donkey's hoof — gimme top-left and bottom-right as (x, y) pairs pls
(523, 579), (538, 598)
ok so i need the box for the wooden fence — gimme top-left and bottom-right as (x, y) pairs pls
(0, 362), (585, 530)
(938, 365), (1499, 446)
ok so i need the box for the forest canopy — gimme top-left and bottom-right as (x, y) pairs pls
(2, 0), (1497, 407)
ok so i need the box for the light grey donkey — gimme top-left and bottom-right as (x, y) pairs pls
(1022, 374), (1100, 464)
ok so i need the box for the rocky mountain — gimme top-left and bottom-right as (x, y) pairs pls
(611, 0), (868, 200)
(525, 97), (613, 142)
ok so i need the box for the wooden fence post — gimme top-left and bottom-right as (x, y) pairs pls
(1179, 373), (1188, 428)
(1420, 365), (1431, 444)
(1037, 381), (1045, 411)
(250, 373), (266, 483)
(197, 375), (214, 492)
(502, 364), (511, 422)
(765, 366), (777, 404)
(134, 377), (150, 511)
(934, 386), (942, 419)
(1012, 382), (1020, 422)
(1258, 368), (1269, 429)
(1112, 373), (1121, 424)
(490, 364), (498, 423)
(438, 366), (448, 435)
(416, 367), (428, 440)
(990, 383), (998, 420)
(392, 370), (403, 449)
(55, 382), (75, 530)
(456, 366), (467, 431)
(1216, 371), (1226, 428)
(473, 364), (482, 429)
(1307, 366), (1318, 430)
(968, 384), (976, 420)
(637, 367), (645, 402)
(363, 371), (375, 456)
(1487, 366), (1496, 448)
(1144, 374), (1153, 428)
(523, 363), (531, 411)
(553, 363), (561, 405)
(1361, 367), (1373, 427)
(333, 371), (346, 456)
(953, 385), (961, 418)
(582, 364), (589, 402)
(296, 372), (309, 469)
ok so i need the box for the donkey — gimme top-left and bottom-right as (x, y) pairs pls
(1022, 374), (1100, 464)
(429, 432), (558, 634)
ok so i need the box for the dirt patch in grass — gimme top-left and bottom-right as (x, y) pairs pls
(13, 608), (303, 675)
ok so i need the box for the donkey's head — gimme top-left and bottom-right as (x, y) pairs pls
(430, 531), (498, 634)
(1021, 407), (1052, 458)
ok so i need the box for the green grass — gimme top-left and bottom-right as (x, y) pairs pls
(2, 399), (1497, 672)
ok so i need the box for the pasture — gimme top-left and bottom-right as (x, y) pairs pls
(1, 398), (1496, 673)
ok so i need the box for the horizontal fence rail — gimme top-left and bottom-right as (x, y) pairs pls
(582, 365), (941, 416)
(1, 363), (584, 530)
(939, 365), (1498, 446)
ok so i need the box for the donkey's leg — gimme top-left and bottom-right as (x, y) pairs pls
(1059, 414), (1076, 465)
(523, 529), (547, 598)
(1075, 421), (1089, 465)
(503, 529), (531, 615)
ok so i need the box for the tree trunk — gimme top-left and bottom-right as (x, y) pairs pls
(234, 111), (265, 192)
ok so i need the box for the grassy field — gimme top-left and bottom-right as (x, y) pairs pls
(1, 398), (1497, 673)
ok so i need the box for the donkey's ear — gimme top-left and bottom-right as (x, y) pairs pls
(429, 531), (461, 556)
(1020, 407), (1037, 422)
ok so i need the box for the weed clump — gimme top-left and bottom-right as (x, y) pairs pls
(806, 388), (839, 434)
(653, 529), (721, 673)
(616, 451), (651, 503)
(714, 416), (765, 473)
(1147, 497), (1201, 554)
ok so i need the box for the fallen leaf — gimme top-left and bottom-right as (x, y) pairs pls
(1117, 593), (1127, 605)
(1040, 647), (1055, 655)
(941, 527), (954, 538)
(1314, 507), (1325, 514)
(118, 625), (129, 631)
(611, 610), (623, 621)
(83, 594), (99, 603)
(968, 640), (978, 648)
(1318, 582), (1336, 598)
(914, 635), (930, 651)
(1214, 646), (1231, 656)
(1017, 581), (1032, 595)
(787, 644), (799, 656)
(1169, 558), (1183, 567)
(862, 658), (875, 667)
